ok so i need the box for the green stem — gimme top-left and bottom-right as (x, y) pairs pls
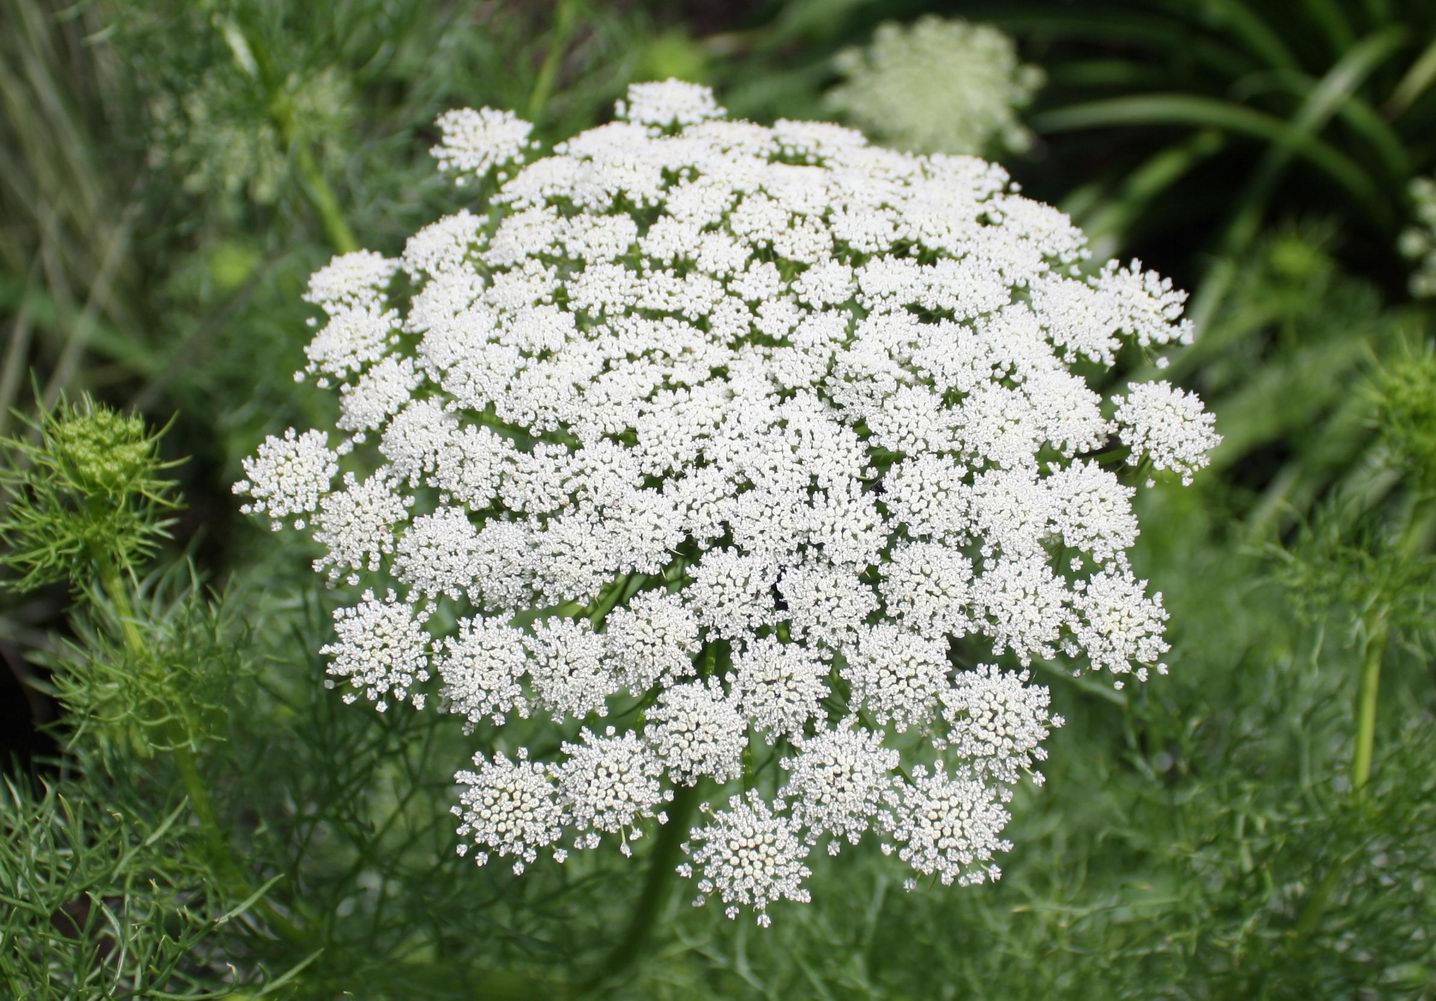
(527, 0), (578, 122)
(1350, 611), (1387, 799)
(588, 574), (634, 627)
(583, 640), (717, 989)
(585, 781), (700, 990)
(228, 20), (356, 254)
(1291, 492), (1424, 938)
(92, 551), (310, 948)
(292, 142), (358, 254)
(94, 554), (144, 654)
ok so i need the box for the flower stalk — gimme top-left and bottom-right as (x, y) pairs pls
(588, 780), (701, 990)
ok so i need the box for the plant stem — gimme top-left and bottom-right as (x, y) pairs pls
(92, 551), (310, 948)
(225, 18), (357, 254)
(291, 142), (358, 254)
(527, 0), (578, 122)
(586, 781), (700, 990)
(94, 553), (144, 654)
(1350, 610), (1387, 799)
(270, 92), (356, 253)
(1290, 616), (1386, 937)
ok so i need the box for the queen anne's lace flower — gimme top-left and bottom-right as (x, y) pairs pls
(555, 727), (669, 855)
(319, 589), (430, 711)
(880, 765), (1012, 890)
(647, 678), (747, 785)
(782, 720), (898, 852)
(238, 81), (1218, 925)
(234, 428), (337, 529)
(827, 17), (1042, 156)
(453, 749), (565, 874)
(436, 614), (530, 728)
(936, 665), (1063, 785)
(431, 107), (535, 185)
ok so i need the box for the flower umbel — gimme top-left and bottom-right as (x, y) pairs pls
(237, 80), (1219, 925)
(827, 17), (1042, 156)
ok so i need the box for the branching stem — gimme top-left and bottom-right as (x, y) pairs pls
(92, 550), (310, 949)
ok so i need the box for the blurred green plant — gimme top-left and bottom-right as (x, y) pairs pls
(1399, 175), (1436, 297)
(977, 0), (1436, 320)
(826, 16), (1043, 156)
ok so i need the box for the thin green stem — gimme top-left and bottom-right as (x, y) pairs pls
(583, 640), (716, 990)
(585, 781), (700, 991)
(291, 142), (358, 254)
(94, 553), (143, 654)
(527, 0), (578, 123)
(92, 549), (310, 948)
(1350, 612), (1386, 799)
(227, 19), (357, 254)
(1291, 495), (1427, 939)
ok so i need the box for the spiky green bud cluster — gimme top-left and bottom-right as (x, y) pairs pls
(1370, 341), (1436, 485)
(0, 398), (178, 591)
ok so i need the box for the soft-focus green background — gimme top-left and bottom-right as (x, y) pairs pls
(2, 1), (1433, 998)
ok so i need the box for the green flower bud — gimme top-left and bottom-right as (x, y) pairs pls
(0, 397), (179, 591)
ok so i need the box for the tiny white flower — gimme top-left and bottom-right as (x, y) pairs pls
(453, 749), (564, 874)
(782, 719), (898, 851)
(880, 765), (1012, 889)
(555, 727), (670, 855)
(234, 427), (337, 529)
(431, 107), (535, 185)
(646, 678), (747, 786)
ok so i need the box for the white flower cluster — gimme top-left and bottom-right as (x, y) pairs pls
(1399, 176), (1436, 299)
(236, 80), (1219, 926)
(827, 17), (1043, 156)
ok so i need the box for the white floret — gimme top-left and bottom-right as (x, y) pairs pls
(880, 764), (1013, 890)
(646, 678), (747, 785)
(1114, 381), (1221, 484)
(234, 428), (337, 529)
(678, 791), (812, 927)
(320, 589), (430, 711)
(432, 107), (535, 184)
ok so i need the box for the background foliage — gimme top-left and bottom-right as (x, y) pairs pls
(2, 1), (1433, 998)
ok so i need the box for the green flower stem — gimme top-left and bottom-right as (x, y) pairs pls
(94, 552), (144, 655)
(268, 91), (357, 254)
(1350, 609), (1387, 799)
(588, 573), (635, 627)
(1291, 491), (1426, 939)
(527, 0), (578, 122)
(586, 780), (701, 990)
(290, 141), (358, 254)
(584, 640), (717, 989)
(92, 551), (310, 949)
(1290, 612), (1389, 941)
(225, 19), (357, 254)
